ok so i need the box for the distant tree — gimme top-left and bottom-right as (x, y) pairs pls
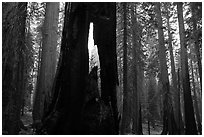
(21, 10), (35, 115)
(164, 3), (183, 134)
(147, 75), (158, 133)
(130, 3), (143, 135)
(190, 57), (202, 134)
(32, 2), (59, 126)
(27, 2), (46, 111)
(155, 2), (177, 134)
(89, 52), (97, 69)
(190, 2), (202, 90)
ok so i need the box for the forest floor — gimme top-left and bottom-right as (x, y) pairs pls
(19, 111), (34, 135)
(19, 110), (162, 135)
(142, 122), (162, 135)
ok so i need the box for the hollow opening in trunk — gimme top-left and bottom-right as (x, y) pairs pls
(88, 22), (101, 96)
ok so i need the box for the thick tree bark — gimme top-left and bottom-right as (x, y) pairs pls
(155, 2), (177, 135)
(43, 3), (89, 134)
(2, 2), (27, 134)
(33, 2), (59, 125)
(120, 2), (130, 134)
(93, 2), (119, 134)
(177, 2), (198, 134)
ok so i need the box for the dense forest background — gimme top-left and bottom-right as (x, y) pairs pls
(2, 2), (202, 135)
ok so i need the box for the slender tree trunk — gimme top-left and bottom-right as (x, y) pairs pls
(132, 64), (139, 134)
(190, 59), (202, 134)
(177, 2), (198, 134)
(121, 2), (130, 134)
(2, 2), (27, 134)
(155, 2), (177, 134)
(24, 21), (32, 111)
(32, 42), (42, 122)
(33, 2), (59, 125)
(190, 3), (202, 90)
(148, 119), (150, 135)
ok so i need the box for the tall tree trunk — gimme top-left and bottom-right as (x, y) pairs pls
(190, 59), (202, 134)
(131, 3), (143, 135)
(132, 66), (143, 135)
(2, 2), (27, 134)
(155, 2), (177, 134)
(177, 69), (185, 134)
(177, 2), (198, 134)
(33, 2), (59, 125)
(121, 2), (130, 134)
(164, 3), (182, 134)
(190, 3), (202, 90)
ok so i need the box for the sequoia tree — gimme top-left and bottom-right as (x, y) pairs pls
(42, 3), (119, 134)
